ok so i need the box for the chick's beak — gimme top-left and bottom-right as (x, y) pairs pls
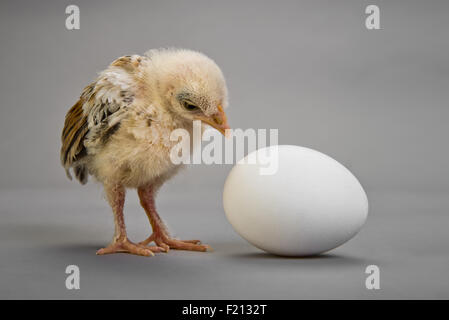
(196, 105), (230, 137)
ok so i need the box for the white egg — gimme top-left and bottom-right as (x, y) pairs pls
(223, 145), (368, 256)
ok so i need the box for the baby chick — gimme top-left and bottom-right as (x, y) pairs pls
(61, 49), (229, 256)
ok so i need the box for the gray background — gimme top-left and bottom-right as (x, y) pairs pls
(0, 0), (448, 299)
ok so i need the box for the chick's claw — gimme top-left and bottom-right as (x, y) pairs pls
(166, 238), (211, 252)
(140, 233), (211, 252)
(96, 238), (166, 257)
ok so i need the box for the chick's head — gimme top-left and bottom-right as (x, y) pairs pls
(147, 49), (230, 135)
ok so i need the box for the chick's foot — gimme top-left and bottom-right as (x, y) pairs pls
(96, 238), (166, 257)
(139, 233), (211, 252)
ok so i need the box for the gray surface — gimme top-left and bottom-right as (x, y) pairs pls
(0, 0), (449, 299)
(1, 187), (449, 299)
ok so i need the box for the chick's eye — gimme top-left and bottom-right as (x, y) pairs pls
(183, 101), (199, 111)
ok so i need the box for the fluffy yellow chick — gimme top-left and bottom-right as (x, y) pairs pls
(61, 48), (229, 256)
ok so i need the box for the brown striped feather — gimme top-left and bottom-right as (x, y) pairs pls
(60, 99), (89, 171)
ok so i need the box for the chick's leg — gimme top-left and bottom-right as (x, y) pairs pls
(137, 185), (211, 252)
(96, 184), (164, 256)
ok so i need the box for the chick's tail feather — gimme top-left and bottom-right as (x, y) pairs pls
(64, 164), (88, 185)
(73, 165), (88, 185)
(61, 98), (90, 185)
